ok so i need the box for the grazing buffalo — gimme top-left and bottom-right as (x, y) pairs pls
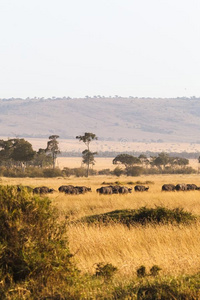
(75, 186), (92, 193)
(175, 184), (187, 191)
(186, 184), (198, 191)
(108, 185), (121, 194)
(33, 186), (55, 194)
(134, 185), (149, 192)
(58, 185), (74, 192)
(96, 186), (113, 194)
(59, 185), (91, 194)
(119, 186), (132, 194)
(162, 184), (176, 191)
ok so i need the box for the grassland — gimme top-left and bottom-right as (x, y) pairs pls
(1, 173), (200, 285)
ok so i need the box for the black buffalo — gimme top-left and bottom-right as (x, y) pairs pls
(162, 184), (176, 191)
(33, 186), (55, 194)
(175, 184), (187, 191)
(134, 185), (149, 192)
(96, 186), (113, 194)
(186, 184), (198, 191)
(119, 186), (132, 194)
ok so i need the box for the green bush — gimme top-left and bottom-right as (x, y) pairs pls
(43, 168), (63, 177)
(0, 185), (79, 298)
(126, 166), (145, 176)
(113, 274), (200, 299)
(98, 169), (111, 175)
(82, 207), (197, 227)
(137, 265), (146, 278)
(112, 167), (124, 177)
(95, 262), (118, 282)
(150, 265), (162, 276)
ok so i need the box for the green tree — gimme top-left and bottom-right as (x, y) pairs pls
(11, 139), (35, 167)
(138, 154), (150, 168)
(0, 139), (14, 167)
(76, 132), (98, 177)
(151, 152), (170, 169)
(32, 148), (53, 168)
(113, 154), (141, 168)
(46, 135), (60, 169)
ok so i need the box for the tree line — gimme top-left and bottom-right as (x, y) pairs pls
(0, 133), (197, 177)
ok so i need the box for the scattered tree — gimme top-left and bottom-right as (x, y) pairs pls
(113, 154), (141, 167)
(76, 132), (98, 177)
(46, 135), (60, 169)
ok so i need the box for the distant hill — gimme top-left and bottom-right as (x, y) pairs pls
(0, 97), (200, 143)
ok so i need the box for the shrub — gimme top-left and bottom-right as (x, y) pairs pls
(150, 265), (162, 276)
(43, 168), (63, 177)
(62, 167), (72, 177)
(112, 167), (124, 177)
(137, 265), (146, 278)
(126, 166), (145, 176)
(0, 185), (79, 298)
(113, 273), (200, 299)
(82, 207), (197, 227)
(95, 262), (118, 282)
(98, 169), (111, 175)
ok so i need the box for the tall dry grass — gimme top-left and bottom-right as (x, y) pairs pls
(1, 174), (200, 279)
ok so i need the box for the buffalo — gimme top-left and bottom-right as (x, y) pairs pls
(96, 185), (132, 194)
(59, 185), (91, 195)
(119, 186), (132, 194)
(162, 184), (176, 191)
(186, 184), (198, 191)
(134, 185), (149, 192)
(75, 186), (92, 193)
(175, 184), (187, 191)
(58, 185), (75, 193)
(96, 186), (113, 194)
(33, 186), (55, 194)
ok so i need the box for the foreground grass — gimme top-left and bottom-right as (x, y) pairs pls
(1, 174), (200, 298)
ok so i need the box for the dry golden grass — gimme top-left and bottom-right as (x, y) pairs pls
(1, 174), (200, 279)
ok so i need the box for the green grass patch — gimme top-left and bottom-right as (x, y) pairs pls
(112, 273), (200, 299)
(81, 206), (197, 227)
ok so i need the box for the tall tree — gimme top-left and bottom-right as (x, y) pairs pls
(76, 132), (97, 177)
(46, 135), (60, 169)
(10, 139), (36, 169)
(32, 148), (53, 168)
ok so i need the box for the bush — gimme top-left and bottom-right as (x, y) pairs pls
(113, 274), (200, 299)
(137, 265), (146, 278)
(43, 168), (63, 177)
(150, 265), (162, 276)
(112, 167), (124, 177)
(82, 207), (197, 227)
(0, 185), (79, 298)
(126, 166), (145, 176)
(95, 262), (118, 282)
(98, 169), (111, 175)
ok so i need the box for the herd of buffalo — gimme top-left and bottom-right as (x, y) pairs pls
(15, 183), (200, 195)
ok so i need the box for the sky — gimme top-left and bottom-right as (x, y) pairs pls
(1, 0), (200, 98)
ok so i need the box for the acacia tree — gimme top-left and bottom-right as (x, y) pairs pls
(76, 132), (97, 177)
(46, 135), (60, 169)
(113, 154), (141, 168)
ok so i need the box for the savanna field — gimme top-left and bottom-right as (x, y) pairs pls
(1, 170), (200, 287)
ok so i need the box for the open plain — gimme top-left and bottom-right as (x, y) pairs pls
(1, 173), (200, 282)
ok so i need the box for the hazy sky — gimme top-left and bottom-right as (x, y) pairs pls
(1, 0), (200, 98)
